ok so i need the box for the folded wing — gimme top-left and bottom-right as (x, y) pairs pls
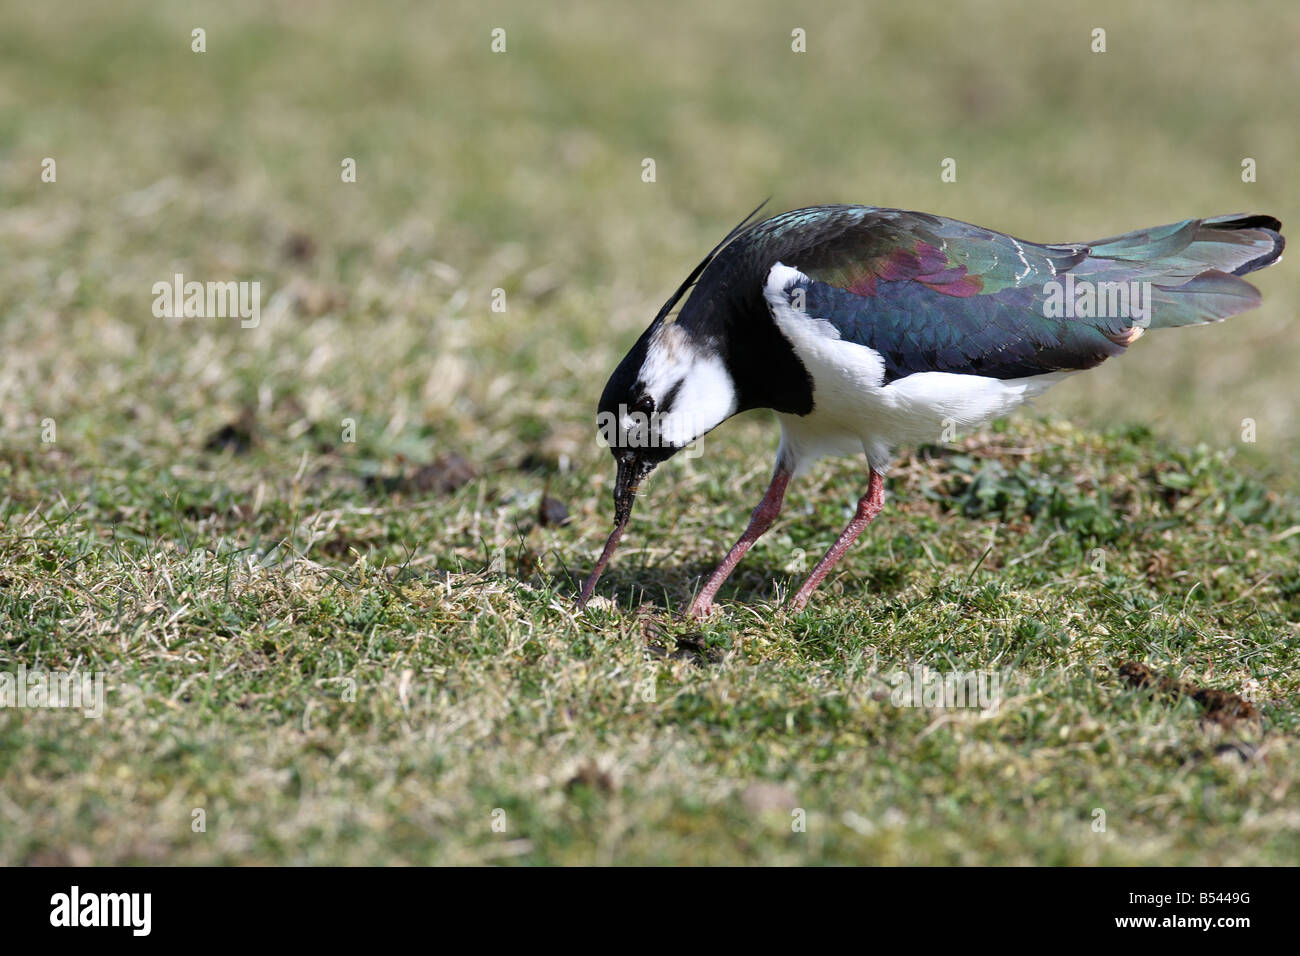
(751, 206), (1283, 383)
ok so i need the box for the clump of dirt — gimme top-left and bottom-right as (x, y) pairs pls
(517, 451), (555, 474)
(408, 453), (476, 493)
(670, 633), (726, 665)
(537, 495), (570, 528)
(564, 761), (614, 796)
(632, 606), (726, 666)
(204, 407), (258, 454)
(367, 453), (477, 496)
(1143, 551), (1174, 585)
(632, 605), (669, 644)
(281, 230), (317, 263)
(1117, 660), (1259, 725)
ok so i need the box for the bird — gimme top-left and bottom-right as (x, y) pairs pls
(575, 203), (1284, 617)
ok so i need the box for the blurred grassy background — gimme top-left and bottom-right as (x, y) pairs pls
(1, 0), (1296, 481)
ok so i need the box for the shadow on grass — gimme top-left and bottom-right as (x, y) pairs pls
(568, 559), (911, 617)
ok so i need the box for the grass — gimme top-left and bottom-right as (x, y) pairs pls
(0, 0), (1297, 864)
(3, 419), (1298, 864)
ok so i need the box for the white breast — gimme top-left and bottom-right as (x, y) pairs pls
(764, 262), (1069, 473)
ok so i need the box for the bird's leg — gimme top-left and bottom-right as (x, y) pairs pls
(790, 469), (885, 612)
(686, 467), (791, 618)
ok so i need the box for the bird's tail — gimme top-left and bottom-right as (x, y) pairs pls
(1075, 214), (1284, 330)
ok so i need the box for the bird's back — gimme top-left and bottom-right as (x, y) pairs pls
(677, 205), (1283, 385)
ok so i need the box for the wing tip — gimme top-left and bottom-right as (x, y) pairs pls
(1204, 213), (1285, 276)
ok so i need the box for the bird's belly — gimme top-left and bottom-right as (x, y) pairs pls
(873, 369), (1070, 439)
(779, 368), (1069, 473)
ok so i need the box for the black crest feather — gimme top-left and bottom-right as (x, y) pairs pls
(653, 199), (769, 324)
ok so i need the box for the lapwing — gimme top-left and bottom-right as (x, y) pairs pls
(576, 203), (1284, 616)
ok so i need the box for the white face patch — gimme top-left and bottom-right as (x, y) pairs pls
(630, 322), (738, 448)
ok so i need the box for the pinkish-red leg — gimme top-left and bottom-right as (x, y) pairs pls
(687, 467), (791, 618)
(790, 469), (885, 612)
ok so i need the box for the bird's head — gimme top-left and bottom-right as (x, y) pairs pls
(575, 201), (770, 609)
(576, 319), (738, 608)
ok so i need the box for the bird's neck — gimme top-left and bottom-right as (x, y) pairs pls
(685, 283), (815, 417)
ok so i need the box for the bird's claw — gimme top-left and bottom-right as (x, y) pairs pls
(684, 600), (716, 620)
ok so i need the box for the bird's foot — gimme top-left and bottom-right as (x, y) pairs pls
(684, 597), (717, 619)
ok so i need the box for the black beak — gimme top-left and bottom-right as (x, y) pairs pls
(613, 453), (652, 526)
(576, 453), (658, 609)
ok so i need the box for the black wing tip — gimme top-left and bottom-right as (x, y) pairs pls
(1206, 213), (1285, 276)
(1210, 212), (1282, 233)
